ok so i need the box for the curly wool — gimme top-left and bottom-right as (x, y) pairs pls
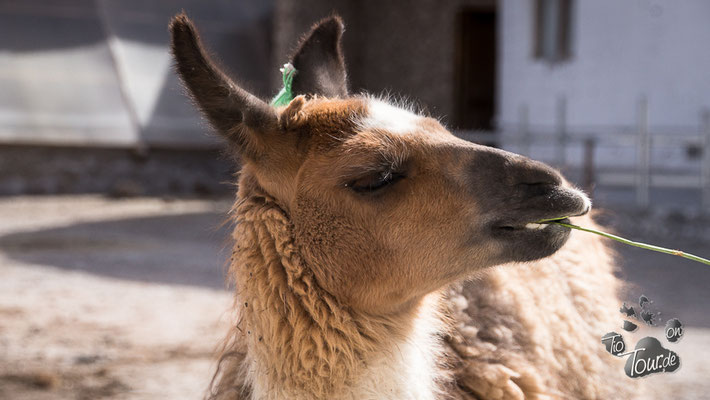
(210, 177), (420, 399)
(444, 214), (643, 399)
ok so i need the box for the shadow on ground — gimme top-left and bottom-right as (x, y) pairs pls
(0, 212), (231, 289)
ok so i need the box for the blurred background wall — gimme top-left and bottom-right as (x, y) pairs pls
(0, 0), (273, 195)
(1, 0), (273, 146)
(499, 1), (710, 131)
(2, 0), (710, 212)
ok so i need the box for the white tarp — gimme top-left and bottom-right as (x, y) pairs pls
(0, 0), (273, 147)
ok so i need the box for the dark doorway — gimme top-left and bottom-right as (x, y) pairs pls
(455, 7), (497, 131)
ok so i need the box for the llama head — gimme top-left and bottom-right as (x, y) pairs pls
(170, 15), (591, 313)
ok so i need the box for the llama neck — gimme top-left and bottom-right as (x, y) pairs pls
(341, 294), (446, 400)
(227, 195), (447, 400)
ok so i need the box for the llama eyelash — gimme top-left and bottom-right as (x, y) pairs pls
(344, 169), (406, 193)
(342, 162), (406, 188)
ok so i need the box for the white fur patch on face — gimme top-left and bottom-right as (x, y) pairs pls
(359, 99), (421, 135)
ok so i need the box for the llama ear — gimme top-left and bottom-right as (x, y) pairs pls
(290, 16), (348, 98)
(170, 14), (277, 154)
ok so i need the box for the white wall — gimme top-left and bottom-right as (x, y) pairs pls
(498, 0), (710, 133)
(0, 1), (272, 147)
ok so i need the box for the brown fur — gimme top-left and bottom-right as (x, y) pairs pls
(446, 216), (640, 399)
(209, 175), (441, 398)
(170, 14), (641, 400)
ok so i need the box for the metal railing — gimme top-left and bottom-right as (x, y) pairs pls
(456, 98), (710, 213)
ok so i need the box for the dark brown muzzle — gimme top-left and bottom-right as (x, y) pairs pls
(465, 145), (591, 261)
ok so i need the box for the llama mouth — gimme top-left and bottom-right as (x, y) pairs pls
(491, 218), (573, 262)
(490, 203), (590, 262)
(484, 184), (591, 262)
(492, 185), (591, 233)
(497, 217), (571, 232)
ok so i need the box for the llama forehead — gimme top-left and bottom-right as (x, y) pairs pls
(294, 97), (452, 164)
(359, 99), (423, 135)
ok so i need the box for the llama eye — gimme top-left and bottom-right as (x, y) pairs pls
(347, 170), (405, 193)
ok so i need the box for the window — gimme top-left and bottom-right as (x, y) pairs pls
(534, 0), (573, 62)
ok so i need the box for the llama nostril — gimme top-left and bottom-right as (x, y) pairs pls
(518, 182), (556, 197)
(508, 157), (563, 189)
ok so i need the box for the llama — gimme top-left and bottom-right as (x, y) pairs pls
(170, 14), (640, 400)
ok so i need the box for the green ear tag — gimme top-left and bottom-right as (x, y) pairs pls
(270, 63), (297, 107)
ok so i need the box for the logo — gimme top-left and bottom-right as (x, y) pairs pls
(601, 294), (683, 378)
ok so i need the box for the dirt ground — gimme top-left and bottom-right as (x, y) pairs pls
(0, 195), (708, 399)
(0, 196), (234, 399)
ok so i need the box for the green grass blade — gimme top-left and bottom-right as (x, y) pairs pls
(548, 221), (710, 266)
